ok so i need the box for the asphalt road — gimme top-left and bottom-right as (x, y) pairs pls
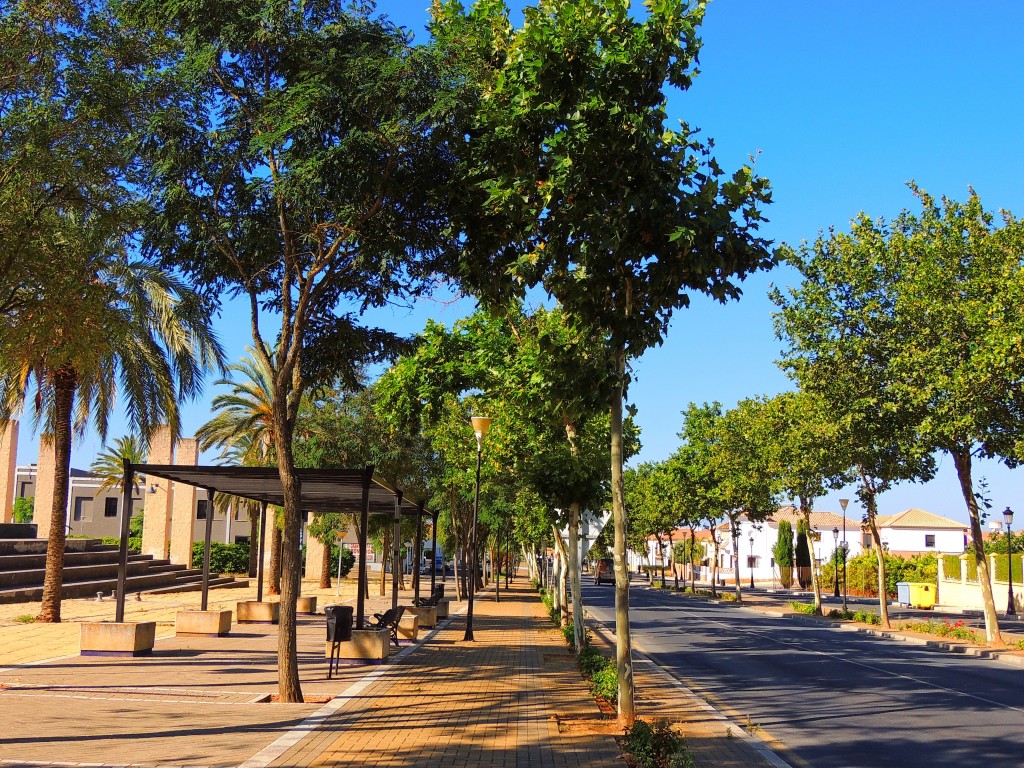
(583, 581), (1024, 768)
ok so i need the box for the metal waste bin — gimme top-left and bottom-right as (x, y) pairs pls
(325, 604), (353, 643)
(433, 584), (444, 600)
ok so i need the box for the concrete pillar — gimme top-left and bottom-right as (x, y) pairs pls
(0, 420), (17, 523)
(169, 438), (198, 566)
(32, 435), (56, 539)
(305, 526), (327, 585)
(141, 426), (174, 559)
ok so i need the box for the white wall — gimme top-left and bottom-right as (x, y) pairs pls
(880, 527), (966, 554)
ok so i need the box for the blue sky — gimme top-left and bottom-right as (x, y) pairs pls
(21, 1), (1024, 526)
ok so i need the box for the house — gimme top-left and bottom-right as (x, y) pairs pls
(864, 508), (967, 556)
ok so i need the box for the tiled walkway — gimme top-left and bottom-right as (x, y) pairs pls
(0, 577), (782, 768)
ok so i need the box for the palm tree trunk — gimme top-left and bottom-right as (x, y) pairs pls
(268, 523), (282, 596)
(610, 343), (635, 727)
(37, 371), (76, 623)
(319, 538), (331, 589)
(248, 505), (259, 578)
(953, 448), (1002, 643)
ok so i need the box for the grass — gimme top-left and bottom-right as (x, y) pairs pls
(15, 614), (35, 623)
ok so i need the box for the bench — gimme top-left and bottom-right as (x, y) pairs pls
(369, 606), (405, 646)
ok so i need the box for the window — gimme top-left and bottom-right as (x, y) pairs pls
(196, 500), (208, 520)
(104, 498), (118, 517)
(925, 534), (936, 548)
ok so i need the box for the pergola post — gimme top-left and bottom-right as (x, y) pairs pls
(357, 466), (373, 629)
(392, 491), (403, 611)
(256, 501), (268, 603)
(201, 488), (215, 611)
(115, 459), (135, 623)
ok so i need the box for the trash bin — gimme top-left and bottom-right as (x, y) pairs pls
(325, 604), (353, 642)
(897, 582), (936, 609)
(433, 584), (444, 600)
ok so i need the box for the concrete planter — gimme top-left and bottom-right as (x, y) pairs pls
(176, 609), (232, 637)
(80, 621), (156, 657)
(296, 596), (317, 614)
(325, 628), (390, 665)
(236, 601), (280, 624)
(435, 598), (451, 620)
(405, 605), (436, 629)
(397, 613), (420, 645)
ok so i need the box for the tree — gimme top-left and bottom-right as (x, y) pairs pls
(761, 391), (851, 614)
(773, 520), (794, 588)
(434, 0), (773, 722)
(90, 435), (147, 494)
(131, 0), (462, 701)
(196, 350), (280, 591)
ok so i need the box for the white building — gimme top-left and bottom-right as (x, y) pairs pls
(866, 508), (967, 556)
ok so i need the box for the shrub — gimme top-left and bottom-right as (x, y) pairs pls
(590, 662), (618, 703)
(330, 546), (356, 579)
(853, 610), (881, 625)
(790, 601), (817, 615)
(577, 645), (608, 678)
(902, 618), (978, 642)
(773, 520), (794, 568)
(191, 541), (250, 573)
(12, 497), (33, 524)
(15, 614), (35, 623)
(622, 718), (686, 768)
(102, 535), (141, 551)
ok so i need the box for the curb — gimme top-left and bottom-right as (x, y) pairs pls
(585, 612), (796, 768)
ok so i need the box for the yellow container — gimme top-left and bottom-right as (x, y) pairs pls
(907, 582), (936, 610)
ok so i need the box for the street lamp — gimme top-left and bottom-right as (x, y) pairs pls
(832, 527), (840, 599)
(749, 533), (755, 590)
(1004, 506), (1016, 618)
(839, 498), (850, 612)
(463, 415), (491, 642)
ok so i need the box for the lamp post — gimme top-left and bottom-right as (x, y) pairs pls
(463, 415), (491, 642)
(832, 527), (840, 599)
(839, 498), (849, 612)
(748, 534), (755, 589)
(1004, 507), (1016, 618)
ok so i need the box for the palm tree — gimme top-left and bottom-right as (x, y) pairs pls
(196, 349), (281, 591)
(0, 246), (223, 622)
(90, 435), (147, 494)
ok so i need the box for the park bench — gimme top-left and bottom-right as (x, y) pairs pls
(414, 585), (445, 608)
(369, 605), (405, 646)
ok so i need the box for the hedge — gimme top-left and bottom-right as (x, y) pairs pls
(191, 541), (250, 573)
(993, 554), (1024, 583)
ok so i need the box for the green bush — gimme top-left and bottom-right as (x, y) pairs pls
(853, 610), (881, 625)
(101, 535), (141, 551)
(330, 546), (356, 579)
(622, 719), (686, 768)
(993, 554), (1024, 583)
(790, 601), (817, 615)
(901, 618), (978, 642)
(12, 497), (33, 524)
(590, 661), (618, 703)
(841, 552), (938, 598)
(191, 541), (250, 573)
(577, 645), (609, 678)
(773, 520), (794, 568)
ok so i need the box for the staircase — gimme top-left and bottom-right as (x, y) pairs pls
(0, 538), (248, 604)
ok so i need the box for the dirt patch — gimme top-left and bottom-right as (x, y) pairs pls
(555, 714), (621, 736)
(266, 694), (334, 704)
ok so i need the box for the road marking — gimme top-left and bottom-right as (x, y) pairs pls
(624, 593), (1024, 716)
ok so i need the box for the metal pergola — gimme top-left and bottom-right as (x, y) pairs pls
(113, 462), (437, 629)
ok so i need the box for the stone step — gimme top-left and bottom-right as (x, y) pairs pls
(0, 550), (150, 572)
(0, 558), (179, 590)
(0, 538), (109, 556)
(143, 577), (249, 595)
(0, 569), (202, 604)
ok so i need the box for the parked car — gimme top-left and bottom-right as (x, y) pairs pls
(595, 558), (614, 585)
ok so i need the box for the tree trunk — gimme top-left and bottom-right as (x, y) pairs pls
(668, 530), (678, 590)
(567, 503), (585, 651)
(731, 522), (743, 603)
(379, 528), (390, 596)
(319, 537), (331, 589)
(272, 417), (303, 703)
(710, 535), (721, 597)
(802, 504), (823, 615)
(864, 491), (890, 628)
(952, 448), (1002, 644)
(610, 344), (635, 726)
(268, 522), (282, 596)
(37, 371), (76, 623)
(248, 505), (259, 578)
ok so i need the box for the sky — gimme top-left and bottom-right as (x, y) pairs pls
(17, 1), (1024, 527)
